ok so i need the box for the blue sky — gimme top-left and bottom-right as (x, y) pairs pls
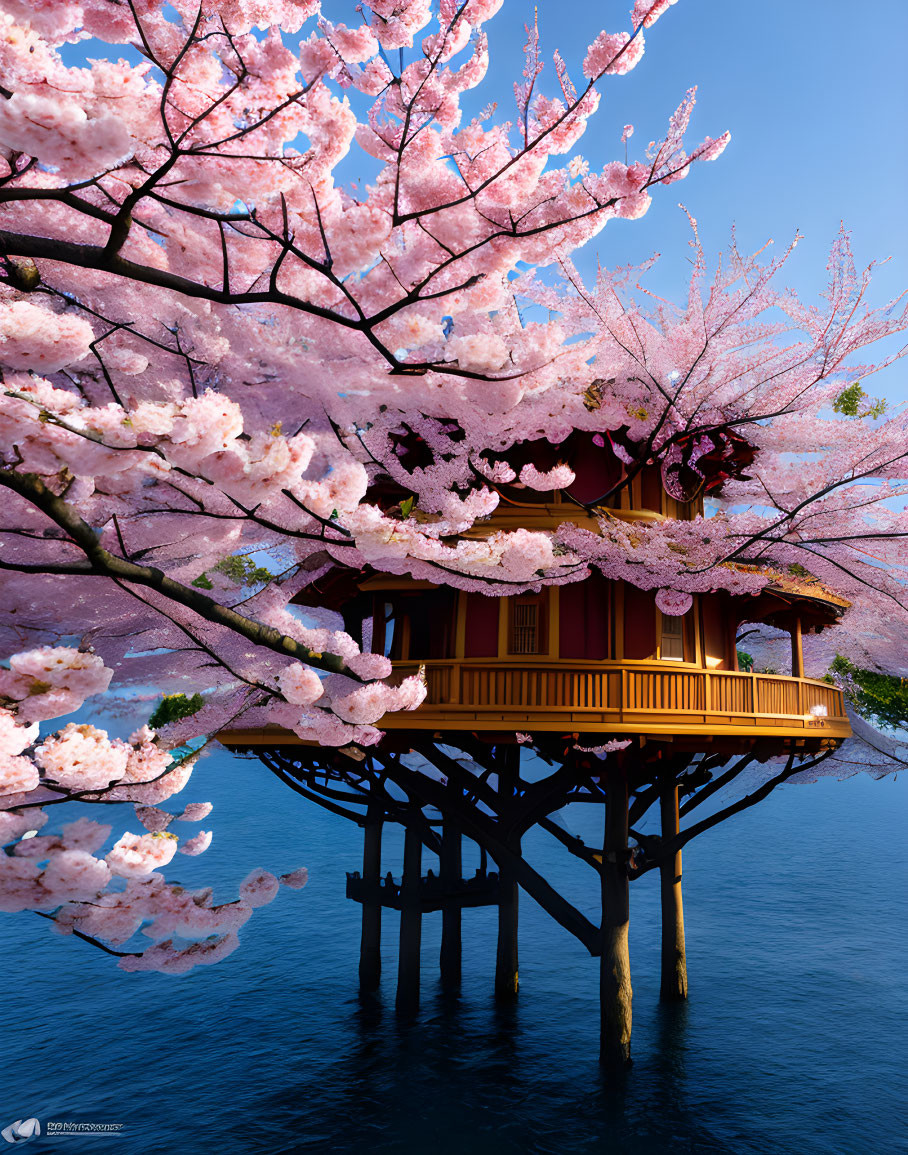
(467, 0), (907, 312)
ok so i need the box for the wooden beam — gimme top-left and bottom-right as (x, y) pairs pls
(494, 745), (520, 1000)
(439, 809), (463, 987)
(358, 803), (383, 992)
(659, 776), (688, 1001)
(600, 765), (632, 1067)
(392, 744), (602, 956)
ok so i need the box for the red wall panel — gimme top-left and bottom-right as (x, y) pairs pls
(464, 592), (501, 658)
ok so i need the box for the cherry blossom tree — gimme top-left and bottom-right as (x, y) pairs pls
(0, 0), (744, 747)
(0, 0), (905, 1062)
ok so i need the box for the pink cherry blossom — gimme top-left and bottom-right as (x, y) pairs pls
(0, 709), (38, 758)
(106, 831), (178, 878)
(655, 589), (693, 616)
(177, 802), (213, 822)
(320, 20), (379, 63)
(134, 805), (174, 833)
(0, 301), (95, 373)
(446, 334), (510, 373)
(179, 830), (212, 856)
(277, 663), (325, 706)
(0, 753), (39, 796)
(574, 739), (633, 756)
(239, 868), (281, 907)
(519, 463), (576, 491)
(0, 808), (48, 845)
(0, 646), (304, 969)
(632, 0), (679, 30)
(35, 724), (129, 791)
(118, 932), (244, 974)
(0, 854), (44, 912)
(41, 850), (111, 901)
(0, 648), (113, 723)
(690, 131), (731, 163)
(60, 817), (111, 854)
(0, 91), (133, 180)
(583, 30), (645, 79)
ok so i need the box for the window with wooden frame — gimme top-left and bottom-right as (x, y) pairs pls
(508, 590), (548, 656)
(658, 610), (687, 662)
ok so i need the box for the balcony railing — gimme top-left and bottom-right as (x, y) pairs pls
(382, 659), (850, 739)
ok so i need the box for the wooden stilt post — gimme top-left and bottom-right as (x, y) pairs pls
(439, 812), (463, 988)
(659, 775), (688, 1001)
(494, 744), (520, 1001)
(396, 814), (423, 1015)
(359, 802), (383, 992)
(600, 764), (632, 1068)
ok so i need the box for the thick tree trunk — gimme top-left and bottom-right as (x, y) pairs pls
(659, 779), (688, 1001)
(396, 818), (422, 1015)
(494, 745), (520, 1000)
(439, 816), (462, 988)
(358, 806), (383, 992)
(600, 766), (632, 1068)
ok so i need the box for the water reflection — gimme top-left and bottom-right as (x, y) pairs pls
(259, 975), (733, 1155)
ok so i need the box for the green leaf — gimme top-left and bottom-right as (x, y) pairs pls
(400, 496), (415, 519)
(211, 555), (273, 586)
(191, 572), (213, 589)
(148, 692), (205, 730)
(832, 382), (864, 416)
(829, 654), (908, 731)
(832, 381), (887, 420)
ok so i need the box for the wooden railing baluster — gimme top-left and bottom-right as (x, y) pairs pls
(397, 661), (848, 736)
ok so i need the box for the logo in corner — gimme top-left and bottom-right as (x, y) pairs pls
(1, 1120), (41, 1145)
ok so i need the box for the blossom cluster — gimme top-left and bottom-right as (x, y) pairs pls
(1, 647), (306, 973)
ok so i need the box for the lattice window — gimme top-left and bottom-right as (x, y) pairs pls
(511, 601), (540, 654)
(660, 612), (685, 661)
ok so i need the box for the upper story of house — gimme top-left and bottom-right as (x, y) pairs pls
(223, 427), (850, 754)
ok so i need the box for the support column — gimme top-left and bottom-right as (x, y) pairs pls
(659, 777), (688, 1001)
(600, 765), (632, 1068)
(791, 616), (804, 679)
(494, 745), (520, 1001)
(396, 815), (423, 1015)
(439, 815), (463, 988)
(358, 803), (383, 992)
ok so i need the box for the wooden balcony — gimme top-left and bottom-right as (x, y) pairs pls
(381, 659), (850, 743)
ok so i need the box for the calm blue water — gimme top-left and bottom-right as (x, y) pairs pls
(3, 745), (906, 1155)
